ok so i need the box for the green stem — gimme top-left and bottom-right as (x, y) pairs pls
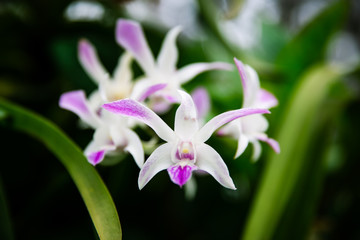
(0, 98), (122, 240)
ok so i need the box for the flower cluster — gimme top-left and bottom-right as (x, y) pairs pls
(59, 19), (279, 190)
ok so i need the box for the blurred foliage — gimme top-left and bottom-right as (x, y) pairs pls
(0, 0), (359, 239)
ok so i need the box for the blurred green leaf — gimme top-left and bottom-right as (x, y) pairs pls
(242, 64), (343, 240)
(0, 98), (122, 240)
(276, 0), (348, 82)
(0, 176), (14, 240)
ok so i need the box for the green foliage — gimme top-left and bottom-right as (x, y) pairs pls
(0, 98), (122, 240)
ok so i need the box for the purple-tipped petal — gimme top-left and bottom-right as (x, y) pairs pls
(137, 83), (167, 102)
(257, 135), (280, 153)
(87, 150), (106, 166)
(176, 62), (233, 84)
(234, 58), (248, 93)
(138, 143), (173, 189)
(195, 108), (270, 143)
(255, 89), (278, 109)
(59, 90), (99, 128)
(191, 87), (210, 119)
(167, 164), (197, 187)
(116, 19), (155, 75)
(103, 99), (175, 142)
(196, 143), (236, 190)
(157, 26), (182, 73)
(174, 90), (199, 140)
(78, 39), (108, 84)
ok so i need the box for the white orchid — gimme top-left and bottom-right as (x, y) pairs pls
(115, 19), (233, 113)
(219, 58), (280, 160)
(103, 90), (270, 189)
(58, 39), (157, 167)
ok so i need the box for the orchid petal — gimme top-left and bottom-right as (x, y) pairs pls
(157, 26), (182, 73)
(137, 83), (167, 102)
(116, 19), (155, 75)
(251, 139), (262, 161)
(196, 143), (236, 190)
(195, 108), (270, 143)
(191, 87), (210, 119)
(255, 89), (279, 109)
(167, 164), (197, 187)
(78, 39), (108, 84)
(123, 128), (145, 168)
(112, 51), (133, 89)
(174, 90), (199, 140)
(138, 143), (173, 189)
(102, 99), (175, 142)
(59, 90), (100, 128)
(234, 58), (260, 107)
(256, 134), (280, 154)
(234, 134), (249, 159)
(87, 150), (106, 166)
(176, 62), (233, 84)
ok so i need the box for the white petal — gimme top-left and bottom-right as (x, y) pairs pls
(78, 39), (108, 84)
(196, 143), (236, 190)
(116, 19), (155, 75)
(251, 139), (262, 161)
(195, 108), (270, 143)
(174, 90), (199, 140)
(123, 128), (144, 168)
(157, 26), (182, 73)
(175, 62), (233, 84)
(59, 90), (100, 128)
(256, 134), (280, 154)
(113, 51), (133, 84)
(102, 99), (175, 142)
(138, 143), (173, 189)
(242, 114), (269, 135)
(234, 133), (249, 159)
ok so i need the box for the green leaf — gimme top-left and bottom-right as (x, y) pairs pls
(0, 98), (122, 240)
(276, 0), (348, 82)
(242, 64), (343, 240)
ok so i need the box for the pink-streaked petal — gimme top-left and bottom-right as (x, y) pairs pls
(157, 26), (182, 73)
(87, 150), (106, 166)
(123, 128), (145, 168)
(116, 19), (155, 75)
(195, 108), (270, 143)
(176, 62), (233, 84)
(102, 99), (175, 142)
(191, 87), (210, 119)
(59, 90), (99, 128)
(167, 164), (197, 187)
(138, 143), (173, 189)
(78, 39), (108, 84)
(234, 58), (260, 107)
(235, 134), (249, 159)
(257, 134), (280, 154)
(255, 89), (278, 109)
(137, 83), (167, 102)
(174, 90), (199, 140)
(196, 143), (236, 190)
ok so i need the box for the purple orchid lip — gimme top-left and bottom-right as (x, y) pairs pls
(137, 83), (167, 102)
(87, 150), (106, 165)
(167, 165), (196, 187)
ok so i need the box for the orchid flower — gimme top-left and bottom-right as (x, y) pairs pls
(115, 19), (233, 113)
(103, 90), (270, 189)
(219, 58), (280, 160)
(58, 40), (150, 167)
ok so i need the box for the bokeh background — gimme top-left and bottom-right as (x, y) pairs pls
(0, 0), (360, 239)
